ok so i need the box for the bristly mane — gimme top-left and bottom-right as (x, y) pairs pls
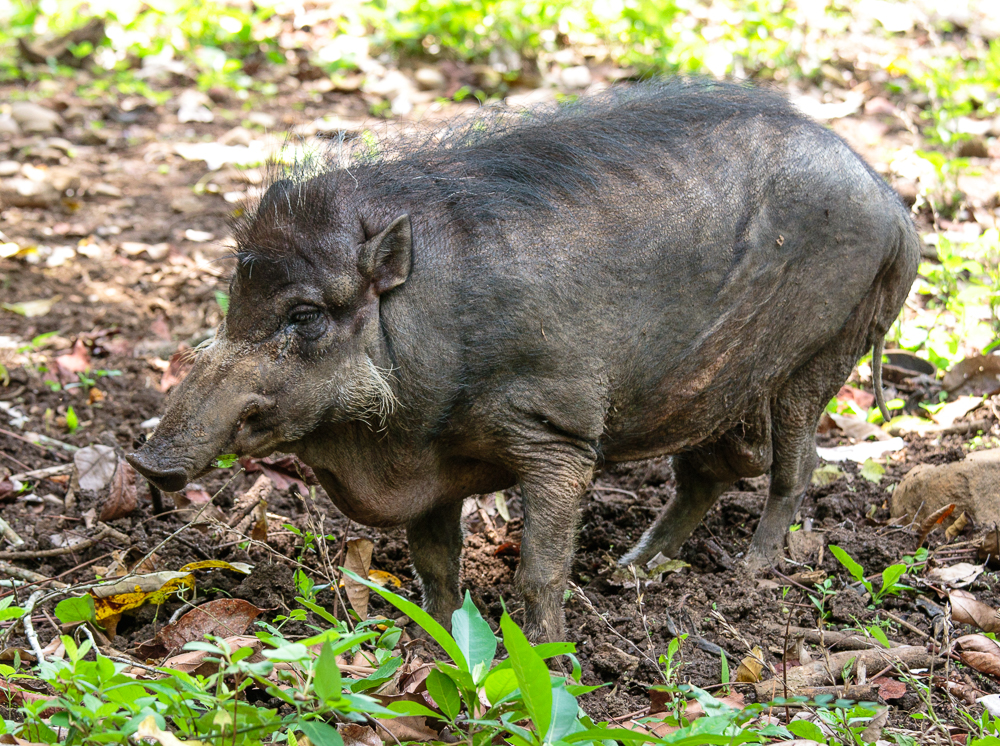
(230, 79), (804, 262)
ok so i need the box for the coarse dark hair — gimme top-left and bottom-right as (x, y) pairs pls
(231, 78), (808, 258)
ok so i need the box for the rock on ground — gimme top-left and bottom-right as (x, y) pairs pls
(890, 448), (1000, 526)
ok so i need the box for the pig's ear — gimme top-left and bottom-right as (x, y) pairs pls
(359, 214), (412, 295)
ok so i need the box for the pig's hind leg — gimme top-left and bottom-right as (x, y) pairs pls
(407, 500), (465, 629)
(745, 340), (869, 568)
(618, 415), (772, 568)
(617, 454), (733, 568)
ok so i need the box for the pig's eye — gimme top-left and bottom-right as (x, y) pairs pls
(288, 306), (323, 326)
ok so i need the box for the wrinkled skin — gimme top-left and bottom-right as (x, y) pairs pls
(129, 84), (919, 641)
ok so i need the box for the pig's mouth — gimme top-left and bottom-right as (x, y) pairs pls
(127, 406), (286, 493)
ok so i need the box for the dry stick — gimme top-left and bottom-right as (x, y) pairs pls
(881, 610), (934, 643)
(0, 560), (66, 588)
(20, 591), (46, 663)
(0, 516), (24, 547)
(589, 486), (639, 499)
(0, 553), (109, 601)
(782, 613), (791, 722)
(0, 449), (32, 471)
(0, 527), (113, 560)
(8, 463), (73, 482)
(77, 624), (161, 675)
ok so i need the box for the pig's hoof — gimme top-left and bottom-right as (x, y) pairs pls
(742, 549), (778, 573)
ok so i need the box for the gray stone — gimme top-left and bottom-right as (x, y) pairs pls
(10, 101), (64, 134)
(891, 449), (1000, 526)
(414, 67), (446, 91)
(0, 115), (20, 136)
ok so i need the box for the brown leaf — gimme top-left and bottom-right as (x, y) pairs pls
(836, 385), (875, 411)
(960, 651), (1000, 678)
(343, 538), (374, 621)
(942, 354), (1000, 396)
(917, 503), (956, 546)
(55, 338), (91, 383)
(240, 455), (317, 494)
(339, 724), (381, 746)
(951, 594), (1000, 633)
(946, 512), (970, 541)
(152, 599), (262, 654)
(100, 461), (138, 521)
(860, 707), (888, 743)
(161, 635), (262, 675)
(872, 676), (906, 700)
(956, 634), (1000, 656)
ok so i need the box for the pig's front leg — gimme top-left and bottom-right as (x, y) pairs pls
(407, 500), (465, 628)
(512, 443), (596, 642)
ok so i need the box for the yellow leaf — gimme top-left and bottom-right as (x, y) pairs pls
(179, 560), (252, 574)
(735, 646), (764, 683)
(367, 569), (402, 588)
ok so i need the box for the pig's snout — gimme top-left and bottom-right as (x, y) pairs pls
(126, 449), (189, 492)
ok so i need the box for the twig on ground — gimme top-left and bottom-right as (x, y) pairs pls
(0, 526), (113, 560)
(20, 591), (47, 663)
(880, 611), (934, 643)
(8, 463), (73, 482)
(0, 560), (66, 588)
(0, 516), (25, 547)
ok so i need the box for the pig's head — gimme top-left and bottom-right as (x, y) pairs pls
(127, 175), (411, 492)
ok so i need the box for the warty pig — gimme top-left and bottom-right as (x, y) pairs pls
(128, 80), (920, 641)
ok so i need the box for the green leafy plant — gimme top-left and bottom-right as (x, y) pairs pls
(829, 545), (908, 605)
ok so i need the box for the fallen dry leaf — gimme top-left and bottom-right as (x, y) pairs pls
(872, 676), (906, 700)
(74, 444), (118, 492)
(147, 599), (262, 655)
(161, 635), (263, 675)
(943, 354), (1000, 396)
(946, 512), (970, 541)
(926, 562), (983, 588)
(339, 724), (381, 746)
(815, 438), (905, 463)
(859, 706), (888, 743)
(917, 503), (956, 546)
(951, 595), (1000, 633)
(100, 461), (138, 521)
(55, 338), (91, 382)
(159, 346), (194, 392)
(827, 413), (891, 442)
(960, 651), (1000, 678)
(343, 538), (374, 621)
(735, 646), (765, 683)
(240, 455), (317, 494)
(137, 714), (208, 746)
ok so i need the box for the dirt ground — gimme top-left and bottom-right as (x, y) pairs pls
(2, 63), (1000, 739)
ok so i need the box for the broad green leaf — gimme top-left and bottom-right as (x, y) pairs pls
(452, 591), (497, 682)
(500, 611), (552, 738)
(484, 667), (518, 705)
(828, 545), (865, 583)
(341, 568), (466, 671)
(546, 684), (580, 742)
(879, 564), (907, 599)
(299, 720), (344, 746)
(385, 700), (440, 718)
(0, 606), (25, 622)
(313, 642), (342, 703)
(869, 626), (891, 649)
(426, 668), (462, 720)
(263, 642), (309, 661)
(296, 597), (339, 625)
(54, 596), (96, 625)
(786, 719), (826, 741)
